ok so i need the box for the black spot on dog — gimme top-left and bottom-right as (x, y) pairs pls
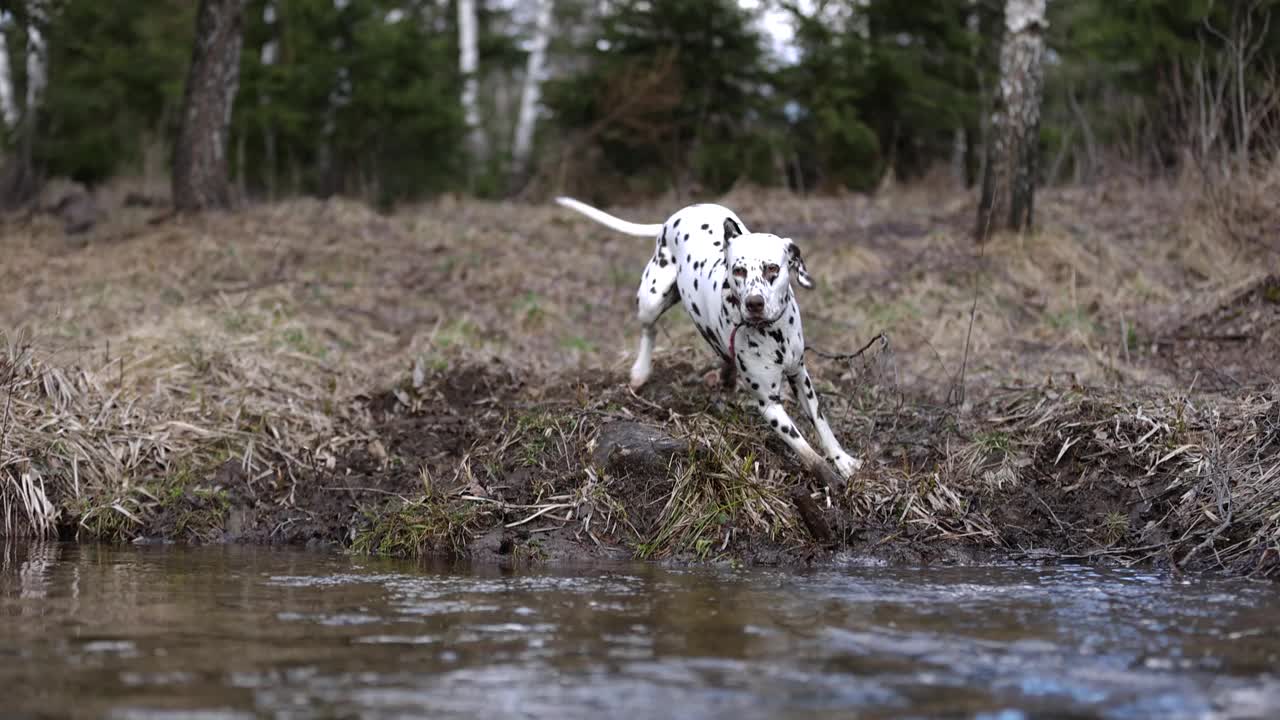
(701, 223), (709, 230)
(747, 339), (758, 349)
(768, 394), (782, 403)
(788, 315), (794, 325)
(758, 399), (765, 407)
(691, 303), (700, 317)
(659, 258), (668, 268)
(673, 218), (681, 228)
(722, 279), (730, 289)
(737, 356), (747, 372)
(768, 329), (785, 344)
(693, 278), (699, 290)
(683, 233), (690, 242)
(788, 426), (800, 439)
(804, 377), (811, 388)
(649, 287), (656, 294)
(774, 349), (784, 364)
(713, 241), (721, 248)
(770, 419), (778, 428)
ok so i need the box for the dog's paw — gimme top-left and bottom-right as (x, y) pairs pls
(629, 365), (651, 391)
(832, 452), (863, 479)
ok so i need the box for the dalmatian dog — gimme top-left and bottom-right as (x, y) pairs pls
(556, 197), (861, 486)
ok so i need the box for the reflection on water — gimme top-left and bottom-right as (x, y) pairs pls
(2, 542), (1279, 719)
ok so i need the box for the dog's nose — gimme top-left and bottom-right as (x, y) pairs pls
(745, 295), (765, 315)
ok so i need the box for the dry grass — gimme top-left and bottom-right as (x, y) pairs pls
(1, 177), (1277, 574)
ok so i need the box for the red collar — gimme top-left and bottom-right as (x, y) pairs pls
(728, 323), (743, 363)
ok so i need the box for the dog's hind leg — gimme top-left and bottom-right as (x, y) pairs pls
(631, 243), (679, 390)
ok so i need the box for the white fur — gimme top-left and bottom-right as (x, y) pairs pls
(558, 198), (862, 484)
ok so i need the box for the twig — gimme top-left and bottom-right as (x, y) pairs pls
(505, 503), (574, 528)
(805, 331), (887, 362)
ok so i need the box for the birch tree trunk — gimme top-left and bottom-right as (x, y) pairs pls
(976, 0), (1047, 242)
(0, 14), (17, 129)
(510, 0), (553, 184)
(458, 0), (486, 167)
(260, 0), (278, 199)
(1, 2), (46, 208)
(25, 3), (46, 118)
(172, 0), (244, 212)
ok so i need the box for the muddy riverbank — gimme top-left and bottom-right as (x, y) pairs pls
(1, 183), (1277, 574)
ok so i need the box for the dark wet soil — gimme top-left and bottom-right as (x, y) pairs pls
(120, 346), (1278, 576)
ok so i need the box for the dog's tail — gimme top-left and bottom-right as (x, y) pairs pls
(555, 197), (663, 238)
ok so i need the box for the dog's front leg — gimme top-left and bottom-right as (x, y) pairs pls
(747, 373), (844, 489)
(787, 364), (861, 478)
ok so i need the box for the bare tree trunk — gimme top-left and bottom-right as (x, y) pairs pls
(510, 0), (553, 187)
(0, 3), (46, 209)
(173, 0), (244, 212)
(0, 15), (17, 129)
(316, 64), (350, 198)
(458, 0), (485, 171)
(976, 0), (1047, 242)
(260, 0), (278, 200)
(25, 3), (45, 117)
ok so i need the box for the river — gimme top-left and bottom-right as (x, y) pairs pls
(3, 543), (1279, 718)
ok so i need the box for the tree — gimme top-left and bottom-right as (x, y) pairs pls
(510, 0), (553, 188)
(0, 2), (48, 208)
(976, 0), (1049, 241)
(0, 13), (17, 129)
(173, 0), (244, 212)
(545, 0), (773, 198)
(458, 0), (485, 171)
(32, 0), (193, 186)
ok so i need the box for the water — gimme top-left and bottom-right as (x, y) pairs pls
(3, 543), (1279, 719)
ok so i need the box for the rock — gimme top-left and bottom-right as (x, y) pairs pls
(592, 421), (688, 475)
(51, 191), (99, 235)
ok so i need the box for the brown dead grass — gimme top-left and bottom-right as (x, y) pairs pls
(0, 177), (1276, 573)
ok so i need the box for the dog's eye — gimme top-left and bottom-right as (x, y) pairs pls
(732, 267), (747, 280)
(764, 264), (780, 281)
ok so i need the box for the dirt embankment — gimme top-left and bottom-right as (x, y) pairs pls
(118, 343), (1280, 576)
(1, 181), (1278, 575)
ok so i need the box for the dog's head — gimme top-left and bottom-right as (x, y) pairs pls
(722, 222), (814, 327)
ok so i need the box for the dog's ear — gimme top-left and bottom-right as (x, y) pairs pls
(723, 217), (744, 241)
(786, 239), (815, 289)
